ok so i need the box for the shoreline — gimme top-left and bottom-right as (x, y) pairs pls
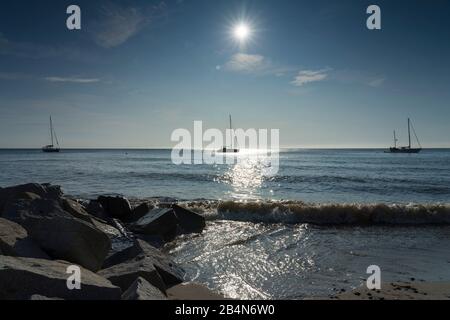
(1, 183), (450, 300)
(333, 281), (450, 300)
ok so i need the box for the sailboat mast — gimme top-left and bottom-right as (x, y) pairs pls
(229, 114), (233, 149)
(408, 118), (411, 148)
(50, 116), (54, 146)
(393, 130), (397, 148)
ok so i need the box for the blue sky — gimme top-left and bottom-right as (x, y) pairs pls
(0, 0), (449, 148)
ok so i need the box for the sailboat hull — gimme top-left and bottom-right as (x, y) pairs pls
(42, 145), (60, 153)
(218, 148), (239, 153)
(386, 147), (421, 154)
(219, 114), (239, 153)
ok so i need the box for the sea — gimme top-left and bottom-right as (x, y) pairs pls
(1, 148), (450, 299)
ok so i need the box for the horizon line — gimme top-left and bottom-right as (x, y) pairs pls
(1, 147), (450, 150)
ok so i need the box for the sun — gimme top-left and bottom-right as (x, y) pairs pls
(233, 23), (250, 42)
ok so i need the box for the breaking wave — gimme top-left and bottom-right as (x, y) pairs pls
(179, 200), (450, 225)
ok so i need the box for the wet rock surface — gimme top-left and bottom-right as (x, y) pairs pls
(0, 183), (209, 300)
(0, 256), (121, 300)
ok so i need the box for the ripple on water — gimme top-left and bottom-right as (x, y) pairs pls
(169, 221), (450, 299)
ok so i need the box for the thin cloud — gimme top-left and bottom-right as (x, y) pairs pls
(0, 72), (101, 84)
(291, 69), (330, 87)
(225, 53), (266, 73)
(44, 77), (100, 84)
(0, 32), (98, 62)
(221, 53), (383, 89)
(368, 77), (385, 87)
(223, 53), (294, 76)
(332, 70), (386, 88)
(91, 2), (167, 48)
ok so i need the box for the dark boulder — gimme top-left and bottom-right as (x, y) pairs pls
(41, 183), (64, 199)
(127, 202), (155, 223)
(130, 206), (205, 241)
(0, 218), (49, 259)
(0, 183), (62, 212)
(61, 198), (93, 224)
(2, 198), (111, 272)
(0, 256), (121, 300)
(98, 256), (166, 293)
(130, 208), (180, 241)
(136, 234), (165, 248)
(85, 200), (109, 220)
(121, 277), (167, 300)
(62, 199), (122, 240)
(172, 204), (205, 234)
(98, 196), (132, 219)
(102, 239), (184, 288)
(29, 295), (64, 300)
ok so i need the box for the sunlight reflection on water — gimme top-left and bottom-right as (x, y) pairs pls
(171, 222), (450, 299)
(215, 152), (279, 200)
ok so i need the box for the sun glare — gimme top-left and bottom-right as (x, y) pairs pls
(234, 23), (250, 42)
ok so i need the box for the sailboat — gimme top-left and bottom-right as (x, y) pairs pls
(386, 118), (422, 153)
(42, 116), (60, 153)
(219, 114), (239, 153)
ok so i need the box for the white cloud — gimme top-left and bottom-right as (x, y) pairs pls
(44, 77), (100, 84)
(223, 53), (294, 76)
(291, 69), (329, 86)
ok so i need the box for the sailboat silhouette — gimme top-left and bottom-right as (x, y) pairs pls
(42, 116), (60, 153)
(219, 114), (239, 153)
(386, 118), (422, 153)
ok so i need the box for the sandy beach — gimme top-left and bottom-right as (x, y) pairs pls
(334, 281), (450, 300)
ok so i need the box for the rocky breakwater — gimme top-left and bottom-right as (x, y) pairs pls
(0, 183), (216, 300)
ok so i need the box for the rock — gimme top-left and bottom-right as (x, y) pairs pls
(3, 198), (111, 272)
(136, 234), (165, 248)
(172, 204), (205, 234)
(30, 295), (64, 300)
(91, 218), (124, 240)
(98, 256), (166, 293)
(130, 208), (179, 241)
(103, 239), (184, 285)
(129, 206), (205, 241)
(0, 218), (49, 259)
(0, 256), (121, 300)
(167, 283), (225, 300)
(127, 202), (155, 223)
(121, 277), (167, 300)
(61, 198), (93, 224)
(62, 200), (123, 240)
(97, 196), (132, 219)
(14, 192), (41, 201)
(0, 183), (62, 212)
(85, 200), (109, 220)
